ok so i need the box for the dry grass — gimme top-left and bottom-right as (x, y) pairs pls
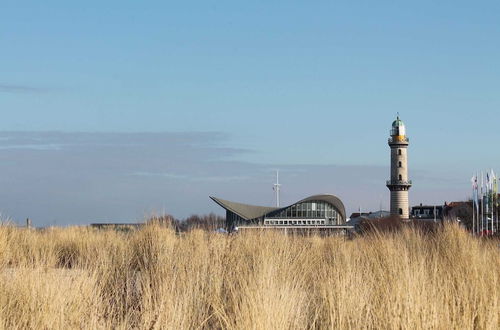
(0, 223), (498, 329)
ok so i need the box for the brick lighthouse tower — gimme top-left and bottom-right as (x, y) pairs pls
(386, 115), (412, 218)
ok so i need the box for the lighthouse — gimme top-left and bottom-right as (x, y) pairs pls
(386, 115), (412, 218)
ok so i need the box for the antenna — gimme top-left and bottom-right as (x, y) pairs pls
(273, 170), (281, 207)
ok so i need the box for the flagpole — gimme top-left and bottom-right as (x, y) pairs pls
(476, 173), (483, 234)
(491, 173), (494, 233)
(493, 170), (496, 233)
(495, 184), (497, 234)
(476, 173), (479, 235)
(481, 171), (484, 235)
(490, 170), (492, 233)
(491, 169), (494, 233)
(485, 170), (488, 234)
(472, 174), (475, 235)
(495, 171), (498, 234)
(472, 183), (475, 234)
(487, 171), (490, 233)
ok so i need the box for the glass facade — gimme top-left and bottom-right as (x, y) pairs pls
(226, 211), (246, 231)
(264, 200), (342, 225)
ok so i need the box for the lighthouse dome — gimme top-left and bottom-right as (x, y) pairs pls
(390, 115), (406, 137)
(392, 117), (405, 128)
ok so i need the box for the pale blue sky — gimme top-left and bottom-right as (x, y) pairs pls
(1, 1), (499, 225)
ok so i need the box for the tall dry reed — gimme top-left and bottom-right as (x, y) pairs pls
(0, 223), (498, 329)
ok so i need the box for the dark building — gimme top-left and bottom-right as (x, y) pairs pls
(411, 204), (444, 220)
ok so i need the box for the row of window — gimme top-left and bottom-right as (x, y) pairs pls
(267, 201), (340, 221)
(412, 209), (441, 216)
(396, 150), (404, 180)
(397, 149), (405, 171)
(264, 219), (326, 226)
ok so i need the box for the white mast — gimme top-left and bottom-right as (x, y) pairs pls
(273, 170), (281, 207)
(477, 172), (480, 235)
(495, 171), (499, 233)
(496, 170), (498, 234)
(472, 173), (476, 235)
(481, 171), (484, 234)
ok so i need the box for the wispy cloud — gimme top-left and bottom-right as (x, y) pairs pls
(0, 131), (258, 225)
(131, 171), (250, 182)
(0, 84), (48, 93)
(0, 144), (64, 151)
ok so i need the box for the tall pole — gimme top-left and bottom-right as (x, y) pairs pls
(495, 179), (498, 233)
(494, 190), (496, 233)
(492, 170), (496, 233)
(495, 171), (498, 233)
(472, 174), (476, 235)
(491, 170), (494, 233)
(481, 171), (484, 235)
(495, 187), (498, 233)
(273, 170), (281, 207)
(489, 170), (492, 233)
(472, 181), (475, 234)
(477, 172), (480, 235)
(494, 187), (497, 234)
(485, 171), (488, 234)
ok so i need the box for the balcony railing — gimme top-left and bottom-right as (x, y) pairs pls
(388, 136), (409, 143)
(386, 180), (412, 186)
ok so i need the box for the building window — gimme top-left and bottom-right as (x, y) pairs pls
(399, 174), (402, 181)
(398, 161), (402, 168)
(399, 208), (403, 215)
(264, 200), (343, 224)
(398, 149), (402, 155)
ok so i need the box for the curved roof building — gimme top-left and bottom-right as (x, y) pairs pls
(210, 194), (347, 231)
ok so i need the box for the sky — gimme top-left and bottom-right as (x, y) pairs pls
(1, 1), (500, 226)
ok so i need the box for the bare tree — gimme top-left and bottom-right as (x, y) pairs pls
(444, 201), (473, 229)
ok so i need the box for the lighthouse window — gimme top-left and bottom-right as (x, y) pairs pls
(399, 174), (402, 180)
(399, 208), (403, 215)
(398, 149), (402, 155)
(398, 161), (402, 168)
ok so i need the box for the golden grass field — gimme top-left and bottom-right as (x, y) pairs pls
(0, 223), (498, 329)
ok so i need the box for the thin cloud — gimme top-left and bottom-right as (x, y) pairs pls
(0, 144), (64, 151)
(0, 84), (48, 93)
(131, 171), (250, 182)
